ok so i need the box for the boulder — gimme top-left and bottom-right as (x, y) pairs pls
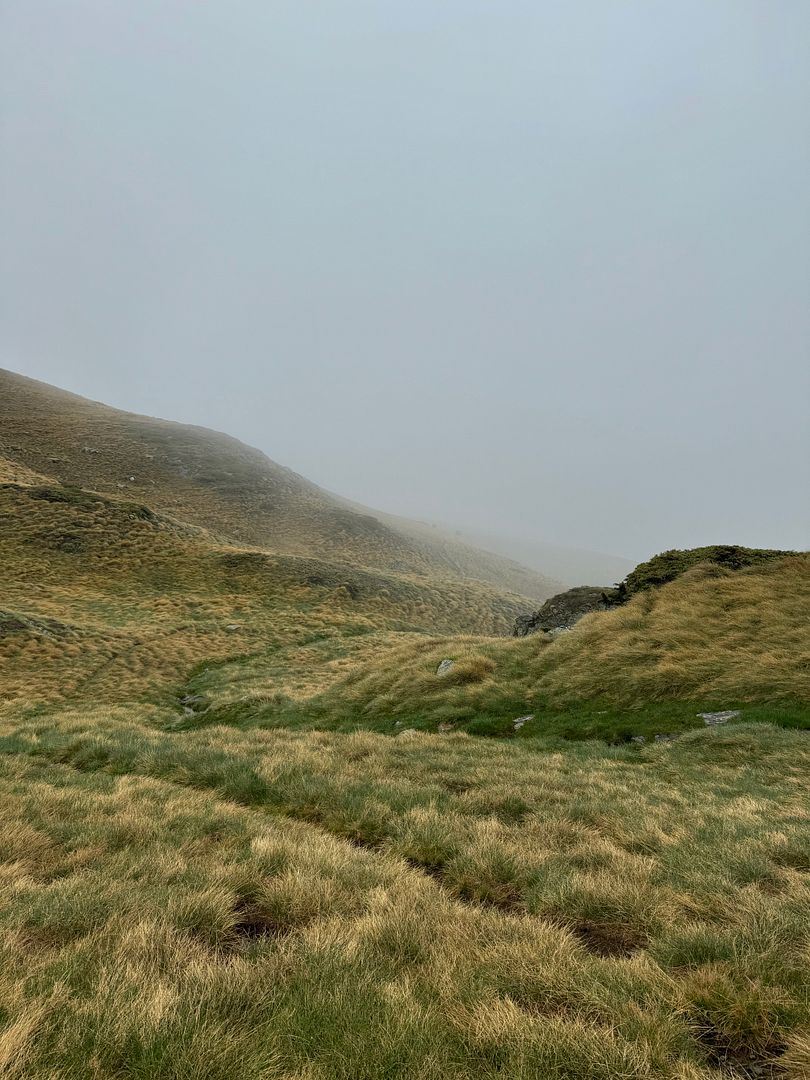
(513, 586), (615, 637)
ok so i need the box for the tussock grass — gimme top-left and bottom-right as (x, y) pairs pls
(0, 703), (808, 1077)
(2, 371), (809, 1076)
(0, 367), (558, 600)
(300, 557), (810, 735)
(0, 482), (529, 707)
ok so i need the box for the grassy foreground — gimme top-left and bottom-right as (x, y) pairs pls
(0, 701), (809, 1079)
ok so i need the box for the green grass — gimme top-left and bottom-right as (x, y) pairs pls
(0, 703), (808, 1078)
(2, 371), (809, 1077)
(617, 545), (799, 598)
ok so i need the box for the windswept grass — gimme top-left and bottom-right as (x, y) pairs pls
(2, 372), (809, 1077)
(0, 482), (530, 707)
(0, 701), (808, 1078)
(284, 557), (810, 737)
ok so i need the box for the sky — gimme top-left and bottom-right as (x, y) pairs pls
(2, 1), (809, 561)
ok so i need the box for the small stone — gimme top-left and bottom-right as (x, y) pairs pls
(631, 735), (646, 744)
(513, 714), (534, 730)
(436, 659), (455, 676)
(438, 721), (455, 733)
(225, 624), (241, 632)
(697, 710), (740, 725)
(180, 694), (206, 707)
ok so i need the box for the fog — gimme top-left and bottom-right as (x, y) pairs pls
(2, 1), (808, 562)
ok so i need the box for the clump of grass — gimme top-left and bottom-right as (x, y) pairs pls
(297, 555), (810, 734)
(618, 544), (798, 598)
(0, 704), (808, 1077)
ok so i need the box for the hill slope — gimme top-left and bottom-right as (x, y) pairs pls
(0, 368), (558, 601)
(237, 553), (810, 737)
(0, 478), (532, 708)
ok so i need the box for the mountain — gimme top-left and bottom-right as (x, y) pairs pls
(0, 368), (558, 603)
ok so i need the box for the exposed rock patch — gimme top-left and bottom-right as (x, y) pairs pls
(513, 586), (617, 637)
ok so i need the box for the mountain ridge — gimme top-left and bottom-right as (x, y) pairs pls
(0, 367), (559, 602)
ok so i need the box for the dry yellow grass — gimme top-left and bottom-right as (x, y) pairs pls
(535, 557), (810, 705)
(0, 481), (529, 707)
(0, 367), (558, 600)
(307, 557), (810, 734)
(2, 368), (808, 1077)
(0, 701), (807, 1078)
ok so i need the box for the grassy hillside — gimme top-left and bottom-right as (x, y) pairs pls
(0, 368), (558, 601)
(0, 478), (530, 709)
(337, 495), (565, 601)
(189, 554), (810, 741)
(1, 371), (809, 1078)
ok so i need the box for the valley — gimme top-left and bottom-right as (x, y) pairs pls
(0, 370), (808, 1080)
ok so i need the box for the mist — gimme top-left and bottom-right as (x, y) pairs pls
(2, 1), (808, 563)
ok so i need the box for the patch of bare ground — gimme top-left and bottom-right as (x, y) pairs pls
(568, 919), (648, 958)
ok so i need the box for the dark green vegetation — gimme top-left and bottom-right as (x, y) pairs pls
(0, 370), (808, 1078)
(617, 545), (798, 599)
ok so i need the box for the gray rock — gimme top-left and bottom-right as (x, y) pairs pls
(180, 694), (208, 712)
(631, 735), (646, 744)
(513, 586), (618, 637)
(697, 710), (740, 725)
(225, 624), (241, 632)
(436, 659), (455, 676)
(513, 714), (534, 730)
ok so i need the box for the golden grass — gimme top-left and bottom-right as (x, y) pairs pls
(2, 371), (809, 1076)
(308, 557), (810, 731)
(0, 701), (807, 1077)
(0, 367), (558, 600)
(0, 482), (529, 707)
(535, 557), (810, 705)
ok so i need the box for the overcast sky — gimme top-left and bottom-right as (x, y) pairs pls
(2, 1), (808, 560)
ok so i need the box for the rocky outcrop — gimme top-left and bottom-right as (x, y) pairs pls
(513, 586), (616, 637)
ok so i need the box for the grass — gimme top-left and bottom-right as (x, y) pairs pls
(2, 371), (809, 1076)
(0, 481), (531, 708)
(0, 367), (558, 601)
(619, 545), (800, 598)
(0, 704), (808, 1078)
(266, 557), (809, 738)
